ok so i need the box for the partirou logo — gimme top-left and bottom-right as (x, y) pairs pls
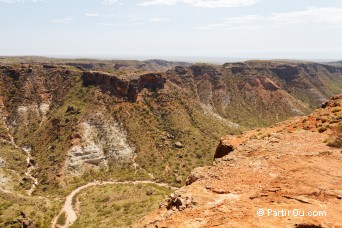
(257, 209), (327, 217)
(256, 209), (265, 216)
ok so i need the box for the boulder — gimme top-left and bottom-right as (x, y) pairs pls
(175, 175), (183, 183)
(214, 137), (234, 159)
(186, 167), (207, 185)
(146, 190), (153, 196)
(174, 142), (184, 148)
(165, 193), (194, 211)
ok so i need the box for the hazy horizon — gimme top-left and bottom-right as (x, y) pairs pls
(1, 54), (341, 65)
(1, 0), (342, 60)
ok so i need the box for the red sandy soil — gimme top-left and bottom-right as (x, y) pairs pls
(140, 95), (342, 228)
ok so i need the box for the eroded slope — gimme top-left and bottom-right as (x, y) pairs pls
(0, 60), (342, 226)
(141, 95), (342, 228)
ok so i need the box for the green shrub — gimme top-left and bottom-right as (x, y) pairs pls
(327, 137), (342, 148)
(57, 211), (66, 226)
(332, 107), (342, 113)
(318, 126), (327, 133)
(326, 125), (342, 148)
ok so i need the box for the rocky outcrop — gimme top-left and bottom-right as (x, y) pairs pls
(164, 61), (342, 129)
(190, 65), (222, 78)
(82, 71), (166, 101)
(214, 138), (234, 159)
(185, 167), (207, 185)
(247, 76), (281, 91)
(162, 192), (195, 212)
(174, 142), (184, 148)
(140, 73), (166, 90)
(270, 64), (300, 82)
(66, 113), (134, 176)
(1, 59), (342, 227)
(140, 95), (342, 228)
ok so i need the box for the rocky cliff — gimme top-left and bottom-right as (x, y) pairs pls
(140, 95), (342, 227)
(82, 71), (166, 101)
(1, 60), (342, 195)
(165, 61), (342, 127)
(0, 59), (342, 227)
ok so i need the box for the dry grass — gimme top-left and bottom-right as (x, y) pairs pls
(326, 124), (342, 148)
(70, 183), (172, 228)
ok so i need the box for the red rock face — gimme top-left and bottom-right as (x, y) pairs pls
(82, 71), (130, 98)
(140, 94), (342, 228)
(214, 138), (234, 159)
(257, 76), (281, 91)
(139, 73), (166, 90)
(247, 76), (279, 90)
(82, 72), (166, 102)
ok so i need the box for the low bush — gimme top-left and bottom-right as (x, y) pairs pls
(326, 124), (342, 148)
(57, 212), (66, 226)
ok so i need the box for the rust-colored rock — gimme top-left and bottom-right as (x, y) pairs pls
(140, 95), (342, 228)
(185, 167), (207, 186)
(214, 137), (235, 159)
(82, 71), (166, 102)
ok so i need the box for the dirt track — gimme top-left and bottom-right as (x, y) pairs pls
(51, 180), (178, 228)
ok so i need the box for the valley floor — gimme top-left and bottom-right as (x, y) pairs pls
(53, 181), (175, 228)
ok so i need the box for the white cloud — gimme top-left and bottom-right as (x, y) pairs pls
(195, 23), (225, 30)
(224, 8), (342, 26)
(52, 17), (73, 24)
(84, 13), (99, 17)
(0, 0), (45, 3)
(224, 15), (263, 24)
(84, 13), (116, 17)
(198, 7), (342, 30)
(139, 0), (177, 6)
(128, 16), (144, 24)
(124, 16), (170, 25)
(148, 17), (170, 22)
(102, 0), (118, 4)
(270, 7), (342, 24)
(196, 15), (263, 30)
(138, 0), (258, 8)
(98, 22), (123, 26)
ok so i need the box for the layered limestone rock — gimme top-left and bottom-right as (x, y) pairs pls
(0, 65), (54, 136)
(66, 113), (134, 175)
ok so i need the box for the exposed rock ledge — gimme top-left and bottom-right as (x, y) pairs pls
(65, 113), (134, 176)
(139, 95), (342, 228)
(82, 71), (166, 101)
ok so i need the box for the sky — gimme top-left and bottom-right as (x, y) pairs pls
(1, 0), (342, 61)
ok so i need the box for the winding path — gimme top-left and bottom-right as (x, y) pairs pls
(51, 180), (178, 228)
